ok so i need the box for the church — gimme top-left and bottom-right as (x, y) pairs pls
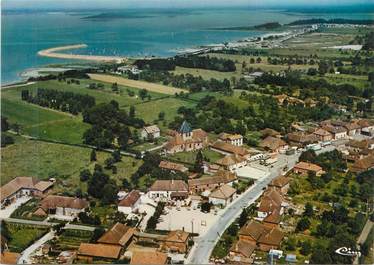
(164, 121), (209, 154)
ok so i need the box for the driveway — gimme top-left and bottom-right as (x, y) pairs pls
(0, 196), (32, 219)
(17, 230), (55, 264)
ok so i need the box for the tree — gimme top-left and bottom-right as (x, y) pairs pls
(111, 82), (119, 92)
(300, 240), (312, 256)
(91, 227), (105, 242)
(104, 157), (115, 169)
(139, 89), (148, 100)
(129, 106), (136, 118)
(284, 236), (297, 251)
(194, 150), (204, 173)
(227, 223), (239, 236)
(256, 57), (262, 63)
(90, 149), (97, 161)
(112, 149), (121, 162)
(101, 183), (119, 205)
(80, 169), (91, 182)
(1, 117), (10, 132)
(304, 202), (314, 217)
(87, 168), (109, 198)
(296, 217), (311, 232)
(201, 202), (212, 213)
(122, 178), (132, 190)
(299, 150), (316, 163)
(158, 111), (165, 121)
(238, 209), (248, 227)
(310, 248), (332, 264)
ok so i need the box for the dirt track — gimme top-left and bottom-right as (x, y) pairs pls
(88, 73), (188, 95)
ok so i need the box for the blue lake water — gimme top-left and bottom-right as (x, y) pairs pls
(2, 8), (373, 84)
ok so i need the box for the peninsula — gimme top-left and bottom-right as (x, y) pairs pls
(37, 44), (126, 63)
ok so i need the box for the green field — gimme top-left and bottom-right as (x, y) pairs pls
(1, 79), (168, 144)
(53, 229), (93, 251)
(127, 97), (196, 127)
(0, 136), (142, 190)
(5, 223), (48, 252)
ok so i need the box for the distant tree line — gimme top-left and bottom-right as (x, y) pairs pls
(27, 69), (90, 82)
(134, 55), (236, 72)
(21, 88), (95, 115)
(288, 18), (374, 26)
(129, 70), (232, 93)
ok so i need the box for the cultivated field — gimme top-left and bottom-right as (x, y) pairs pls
(88, 73), (188, 95)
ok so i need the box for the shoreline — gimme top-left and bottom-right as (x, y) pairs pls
(4, 28), (307, 87)
(37, 44), (127, 63)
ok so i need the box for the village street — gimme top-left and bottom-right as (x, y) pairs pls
(187, 144), (336, 264)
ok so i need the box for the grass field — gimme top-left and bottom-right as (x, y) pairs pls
(0, 136), (142, 190)
(1, 79), (170, 144)
(2, 84), (90, 144)
(127, 97), (196, 127)
(6, 223), (48, 252)
(88, 73), (188, 95)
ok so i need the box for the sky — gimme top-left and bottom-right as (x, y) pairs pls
(3, 0), (373, 10)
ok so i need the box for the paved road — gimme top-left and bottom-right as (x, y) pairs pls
(186, 152), (300, 264)
(353, 220), (373, 265)
(187, 144), (336, 264)
(18, 230), (55, 264)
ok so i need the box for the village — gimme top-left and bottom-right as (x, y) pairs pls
(1, 116), (373, 264)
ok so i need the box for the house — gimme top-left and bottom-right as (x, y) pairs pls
(350, 155), (374, 173)
(159, 161), (188, 173)
(164, 121), (209, 154)
(141, 125), (161, 140)
(0, 177), (54, 206)
(118, 190), (141, 214)
(259, 136), (287, 153)
(36, 195), (88, 219)
(57, 251), (76, 264)
(0, 252), (20, 264)
(293, 161), (324, 176)
(286, 132), (318, 147)
(208, 184), (236, 207)
(210, 141), (250, 158)
(269, 176), (290, 194)
(357, 119), (374, 135)
(260, 128), (281, 139)
(322, 125), (347, 140)
(343, 122), (361, 136)
(239, 220), (284, 252)
(148, 180), (189, 200)
(218, 133), (243, 146)
(97, 222), (135, 248)
(130, 250), (169, 265)
(188, 170), (237, 193)
(214, 154), (247, 172)
(160, 230), (190, 254)
(77, 243), (122, 262)
(257, 188), (284, 220)
(313, 128), (333, 142)
(229, 240), (256, 264)
(263, 208), (282, 228)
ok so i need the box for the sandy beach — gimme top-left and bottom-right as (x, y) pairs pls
(38, 44), (126, 63)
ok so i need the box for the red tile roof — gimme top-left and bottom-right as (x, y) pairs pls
(118, 190), (141, 207)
